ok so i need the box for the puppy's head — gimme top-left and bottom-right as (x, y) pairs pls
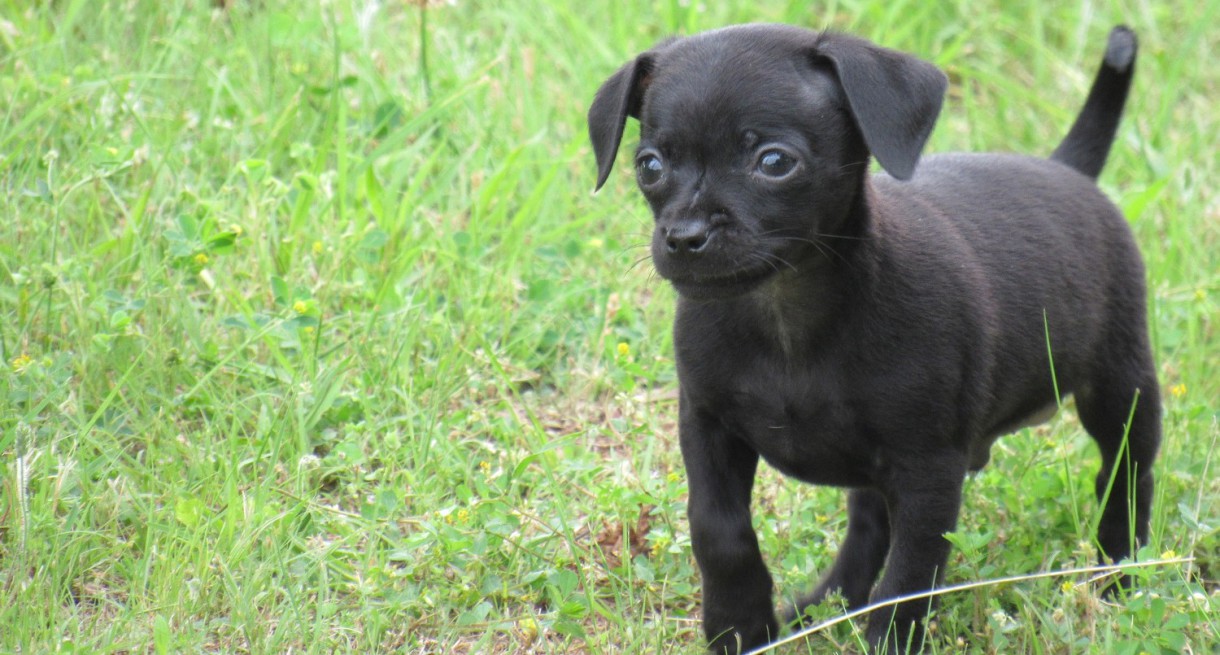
(588, 25), (947, 300)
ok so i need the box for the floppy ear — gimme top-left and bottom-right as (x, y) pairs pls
(814, 34), (947, 180)
(587, 53), (655, 191)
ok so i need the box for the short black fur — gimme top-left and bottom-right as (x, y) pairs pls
(588, 25), (1159, 654)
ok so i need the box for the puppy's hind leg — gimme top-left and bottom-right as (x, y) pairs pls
(1075, 333), (1161, 572)
(785, 489), (890, 625)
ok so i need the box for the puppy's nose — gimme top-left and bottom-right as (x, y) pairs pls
(663, 222), (711, 254)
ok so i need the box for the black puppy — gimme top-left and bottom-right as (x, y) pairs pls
(588, 24), (1160, 654)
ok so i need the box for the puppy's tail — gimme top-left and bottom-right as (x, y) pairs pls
(1050, 26), (1137, 179)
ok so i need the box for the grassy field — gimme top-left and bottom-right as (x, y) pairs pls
(1, 0), (1217, 653)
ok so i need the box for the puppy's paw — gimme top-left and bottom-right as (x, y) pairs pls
(1099, 571), (1135, 600)
(705, 615), (778, 655)
(783, 583), (860, 630)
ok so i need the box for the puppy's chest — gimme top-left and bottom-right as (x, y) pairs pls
(697, 361), (875, 486)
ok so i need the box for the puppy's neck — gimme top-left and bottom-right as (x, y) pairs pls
(747, 258), (848, 358)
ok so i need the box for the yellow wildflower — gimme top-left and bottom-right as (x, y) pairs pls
(193, 252), (209, 267)
(292, 300), (309, 315)
(11, 353), (33, 373)
(617, 342), (630, 357)
(518, 618), (539, 644)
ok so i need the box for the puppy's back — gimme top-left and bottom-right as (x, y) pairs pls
(870, 152), (1146, 403)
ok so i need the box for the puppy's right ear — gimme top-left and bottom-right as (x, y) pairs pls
(588, 54), (655, 191)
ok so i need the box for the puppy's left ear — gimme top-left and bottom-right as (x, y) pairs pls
(815, 35), (947, 180)
(588, 53), (656, 191)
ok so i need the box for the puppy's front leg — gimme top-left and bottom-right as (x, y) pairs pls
(867, 455), (968, 654)
(680, 404), (776, 654)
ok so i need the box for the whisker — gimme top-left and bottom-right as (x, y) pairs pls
(814, 240), (848, 266)
(760, 232), (853, 266)
(618, 242), (652, 255)
(812, 231), (868, 242)
(757, 227), (866, 243)
(746, 252), (780, 274)
(627, 254), (654, 272)
(750, 250), (798, 273)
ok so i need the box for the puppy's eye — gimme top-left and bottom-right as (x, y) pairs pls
(756, 148), (799, 179)
(635, 152), (666, 187)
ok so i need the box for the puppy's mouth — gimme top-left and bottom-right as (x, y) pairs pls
(662, 264), (778, 300)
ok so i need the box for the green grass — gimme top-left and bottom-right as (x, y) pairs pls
(1, 1), (1216, 653)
